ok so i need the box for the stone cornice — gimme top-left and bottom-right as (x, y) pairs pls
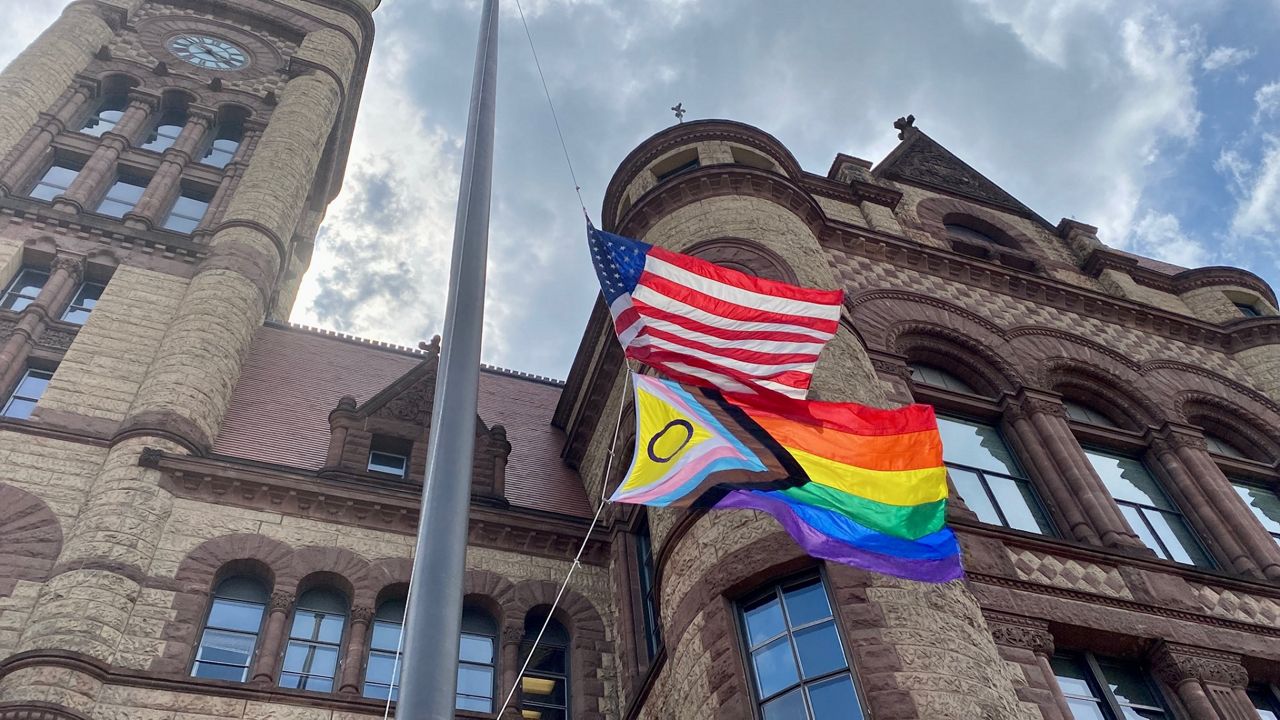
(0, 196), (203, 264)
(143, 451), (610, 565)
(1084, 248), (1277, 308)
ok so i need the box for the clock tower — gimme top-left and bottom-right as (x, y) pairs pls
(0, 0), (379, 715)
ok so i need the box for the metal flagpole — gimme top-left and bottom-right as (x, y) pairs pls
(395, 0), (499, 718)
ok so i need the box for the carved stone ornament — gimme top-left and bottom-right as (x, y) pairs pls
(379, 375), (436, 425)
(881, 130), (1027, 212)
(502, 625), (524, 645)
(985, 613), (1054, 655)
(269, 590), (296, 613)
(1165, 432), (1209, 453)
(51, 254), (84, 283)
(1021, 397), (1067, 419)
(1150, 643), (1249, 688)
(38, 327), (77, 352)
(351, 605), (376, 624)
(138, 447), (165, 468)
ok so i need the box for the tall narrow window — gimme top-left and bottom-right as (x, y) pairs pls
(1250, 685), (1280, 720)
(28, 163), (79, 202)
(202, 124), (243, 168)
(457, 608), (497, 713)
(61, 280), (105, 325)
(163, 189), (211, 234)
(363, 598), (405, 701)
(937, 415), (1054, 535)
(738, 576), (862, 720)
(80, 95), (127, 137)
(520, 611), (569, 720)
(141, 109), (187, 153)
(192, 576), (268, 682)
(3, 368), (53, 419)
(1232, 480), (1280, 548)
(368, 435), (411, 478)
(1, 268), (49, 312)
(96, 176), (147, 218)
(1051, 653), (1170, 719)
(1083, 448), (1214, 567)
(280, 588), (348, 692)
(635, 517), (662, 660)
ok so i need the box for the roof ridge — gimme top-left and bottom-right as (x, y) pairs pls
(270, 321), (565, 387)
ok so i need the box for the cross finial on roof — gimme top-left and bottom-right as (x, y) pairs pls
(671, 102), (686, 123)
(894, 114), (916, 140)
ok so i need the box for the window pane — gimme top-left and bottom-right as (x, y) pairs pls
(207, 598), (265, 633)
(15, 372), (51, 399)
(1119, 505), (1165, 557)
(303, 676), (333, 693)
(163, 213), (199, 234)
(96, 179), (147, 218)
(807, 674), (862, 720)
(29, 166), (77, 201)
(457, 664), (494, 701)
(1051, 656), (1102, 700)
(744, 596), (786, 647)
(986, 475), (1054, 534)
(1249, 687), (1280, 720)
(195, 628), (255, 667)
(1064, 698), (1109, 720)
(947, 467), (1002, 525)
(290, 611), (317, 638)
(371, 620), (401, 652)
(281, 643), (309, 673)
(1145, 510), (1212, 567)
(366, 653), (399, 685)
(761, 688), (807, 720)
(793, 621), (846, 679)
(369, 451), (407, 476)
(316, 614), (344, 643)
(142, 123), (183, 152)
(752, 636), (800, 699)
(936, 417), (1020, 475)
(457, 694), (492, 712)
(526, 645), (566, 675)
(1098, 659), (1163, 709)
(1233, 482), (1280, 535)
(1084, 450), (1173, 509)
(81, 109), (123, 136)
(460, 632), (494, 664)
(782, 579), (831, 627)
(2, 398), (36, 419)
(522, 673), (567, 705)
(193, 660), (249, 682)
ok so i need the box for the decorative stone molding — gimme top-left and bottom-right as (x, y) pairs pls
(269, 590), (295, 612)
(1149, 642), (1249, 688)
(984, 612), (1054, 656)
(350, 605), (375, 624)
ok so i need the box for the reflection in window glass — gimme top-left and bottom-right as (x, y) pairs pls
(96, 177), (147, 218)
(363, 599), (405, 700)
(738, 576), (863, 720)
(1, 268), (49, 312)
(1249, 685), (1280, 720)
(1084, 448), (1213, 567)
(279, 588), (347, 692)
(520, 611), (569, 720)
(163, 193), (210, 234)
(636, 517), (662, 660)
(192, 576), (268, 682)
(28, 164), (79, 202)
(908, 363), (979, 394)
(457, 607), (497, 712)
(1232, 481), (1280, 547)
(61, 281), (105, 325)
(937, 416), (1053, 535)
(2, 368), (53, 420)
(1051, 653), (1169, 719)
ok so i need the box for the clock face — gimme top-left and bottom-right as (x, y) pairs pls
(166, 34), (249, 70)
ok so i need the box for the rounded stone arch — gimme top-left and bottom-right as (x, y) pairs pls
(1177, 392), (1280, 463)
(365, 556), (412, 608)
(93, 71), (142, 98)
(847, 289), (1006, 351)
(890, 321), (1023, 396)
(508, 579), (610, 720)
(463, 567), (518, 628)
(279, 545), (373, 603)
(0, 703), (93, 720)
(683, 237), (799, 284)
(1040, 359), (1165, 430)
(1005, 327), (1142, 382)
(0, 484), (62, 599)
(913, 195), (1036, 253)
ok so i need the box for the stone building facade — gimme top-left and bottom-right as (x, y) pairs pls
(1, 3), (1279, 720)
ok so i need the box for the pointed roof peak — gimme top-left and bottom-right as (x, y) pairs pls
(874, 115), (1034, 218)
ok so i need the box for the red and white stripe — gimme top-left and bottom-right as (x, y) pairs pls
(609, 246), (843, 399)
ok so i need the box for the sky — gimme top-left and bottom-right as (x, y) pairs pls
(4, 0), (1280, 381)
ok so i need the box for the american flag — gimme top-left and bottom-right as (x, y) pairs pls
(587, 224), (843, 399)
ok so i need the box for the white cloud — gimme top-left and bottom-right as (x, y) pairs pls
(1202, 45), (1254, 71)
(1230, 134), (1280, 238)
(0, 5), (64, 68)
(1127, 211), (1208, 268)
(1255, 81), (1280, 122)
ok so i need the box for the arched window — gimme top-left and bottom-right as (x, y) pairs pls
(737, 575), (863, 719)
(1063, 400), (1118, 428)
(945, 222), (998, 246)
(191, 576), (268, 682)
(1051, 652), (1171, 719)
(1082, 448), (1214, 567)
(520, 611), (569, 720)
(457, 607), (498, 713)
(202, 112), (246, 169)
(635, 516), (662, 660)
(907, 363), (977, 394)
(937, 415), (1054, 535)
(1204, 433), (1247, 460)
(362, 598), (405, 700)
(80, 94), (127, 137)
(141, 107), (187, 153)
(280, 587), (348, 692)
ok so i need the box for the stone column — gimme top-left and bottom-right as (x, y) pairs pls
(1001, 393), (1097, 543)
(985, 612), (1068, 720)
(0, 254), (82, 396)
(197, 121), (264, 241)
(338, 605), (374, 695)
(1161, 427), (1280, 580)
(127, 106), (215, 227)
(0, 1), (143, 164)
(54, 91), (157, 213)
(501, 624), (522, 718)
(250, 590), (295, 684)
(1147, 433), (1260, 577)
(1150, 642), (1252, 720)
(1018, 393), (1145, 549)
(0, 80), (95, 194)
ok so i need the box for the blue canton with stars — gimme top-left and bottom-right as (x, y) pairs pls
(588, 224), (651, 305)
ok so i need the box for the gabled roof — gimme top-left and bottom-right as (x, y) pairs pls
(212, 323), (591, 518)
(873, 121), (1035, 218)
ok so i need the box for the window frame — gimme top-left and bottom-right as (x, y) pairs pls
(1235, 301), (1261, 318)
(519, 612), (570, 719)
(190, 576), (269, 683)
(457, 607), (499, 713)
(734, 571), (864, 720)
(94, 172), (150, 219)
(61, 280), (106, 325)
(27, 160), (82, 203)
(1051, 651), (1171, 720)
(1229, 477), (1280, 548)
(362, 598), (406, 701)
(2, 367), (54, 420)
(1250, 683), (1280, 718)
(79, 95), (128, 138)
(279, 588), (350, 693)
(162, 185), (213, 234)
(1, 267), (49, 312)
(634, 514), (662, 661)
